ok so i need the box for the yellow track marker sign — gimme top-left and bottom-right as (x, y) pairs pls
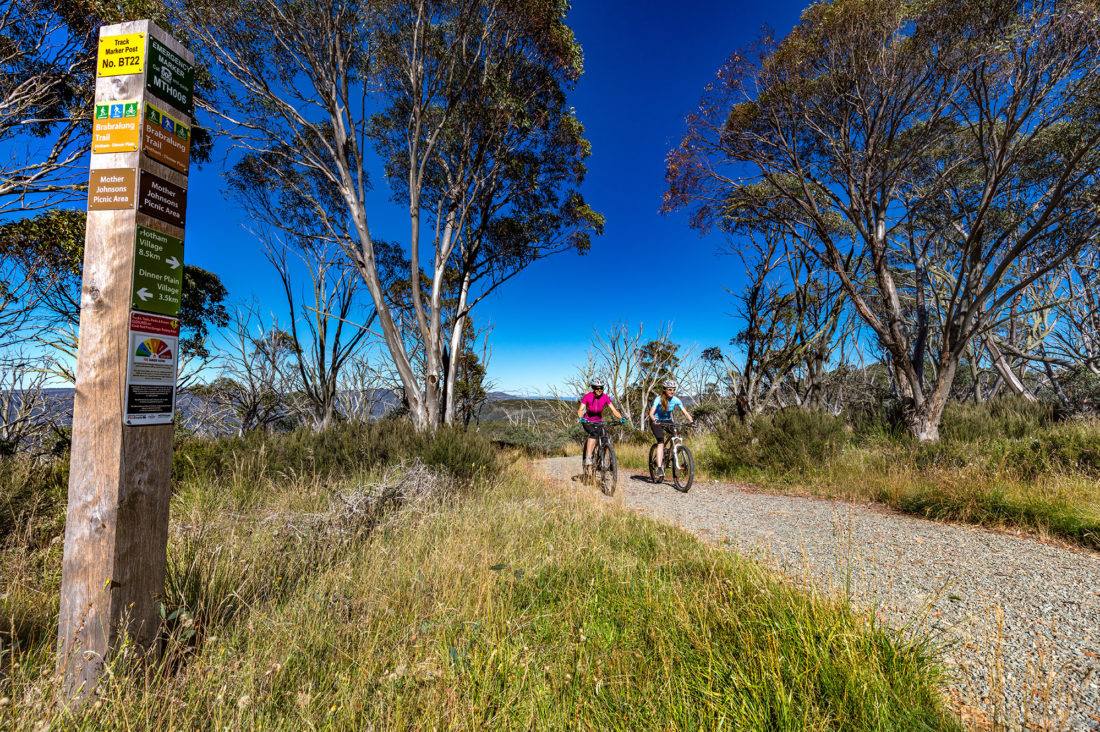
(98, 32), (146, 76)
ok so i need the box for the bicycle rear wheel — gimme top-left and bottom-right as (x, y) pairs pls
(671, 445), (694, 492)
(648, 443), (661, 483)
(599, 441), (618, 496)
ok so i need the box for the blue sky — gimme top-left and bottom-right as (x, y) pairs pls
(43, 1), (816, 393)
(474, 0), (813, 392)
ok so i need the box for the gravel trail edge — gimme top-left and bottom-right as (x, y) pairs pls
(531, 456), (1100, 730)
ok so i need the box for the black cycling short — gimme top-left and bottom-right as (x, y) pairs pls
(582, 422), (604, 439)
(650, 420), (674, 442)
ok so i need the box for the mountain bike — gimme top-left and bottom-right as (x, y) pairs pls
(580, 419), (620, 496)
(648, 421), (695, 492)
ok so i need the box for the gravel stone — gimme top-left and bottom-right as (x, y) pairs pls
(533, 457), (1100, 730)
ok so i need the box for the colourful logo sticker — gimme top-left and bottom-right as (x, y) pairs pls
(123, 102), (138, 118)
(110, 104), (124, 119)
(161, 116), (175, 134)
(95, 105), (109, 120)
(145, 104), (161, 124)
(135, 338), (173, 360)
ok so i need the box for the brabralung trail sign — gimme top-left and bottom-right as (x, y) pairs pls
(58, 19), (194, 698)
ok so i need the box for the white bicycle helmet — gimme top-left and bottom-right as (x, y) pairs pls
(590, 377), (605, 389)
(662, 378), (677, 390)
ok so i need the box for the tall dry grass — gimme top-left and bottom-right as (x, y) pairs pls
(1, 431), (957, 730)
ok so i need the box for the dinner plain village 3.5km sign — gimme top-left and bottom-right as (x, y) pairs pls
(132, 225), (183, 316)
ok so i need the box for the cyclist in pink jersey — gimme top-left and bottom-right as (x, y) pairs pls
(577, 378), (625, 466)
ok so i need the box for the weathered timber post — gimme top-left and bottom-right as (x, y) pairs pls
(57, 19), (194, 698)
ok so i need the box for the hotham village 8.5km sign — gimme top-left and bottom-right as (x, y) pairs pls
(147, 37), (194, 114)
(132, 226), (183, 316)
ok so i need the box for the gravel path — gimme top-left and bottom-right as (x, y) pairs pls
(532, 456), (1100, 730)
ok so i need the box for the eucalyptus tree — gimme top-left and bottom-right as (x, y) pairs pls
(0, 0), (91, 213)
(181, 0), (601, 430)
(666, 0), (1100, 441)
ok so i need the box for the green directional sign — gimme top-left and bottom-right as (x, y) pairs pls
(132, 225), (183, 316)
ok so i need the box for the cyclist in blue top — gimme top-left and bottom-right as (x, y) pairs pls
(649, 378), (693, 479)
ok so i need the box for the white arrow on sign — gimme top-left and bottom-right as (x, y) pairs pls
(136, 288), (152, 302)
(165, 256), (180, 269)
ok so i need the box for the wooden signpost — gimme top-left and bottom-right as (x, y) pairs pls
(57, 19), (194, 698)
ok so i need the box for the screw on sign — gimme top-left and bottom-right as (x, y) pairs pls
(97, 33), (146, 76)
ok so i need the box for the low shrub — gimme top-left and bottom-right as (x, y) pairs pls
(998, 423), (1100, 480)
(0, 457), (68, 547)
(714, 408), (849, 474)
(940, 397), (1058, 441)
(173, 420), (499, 488)
(478, 422), (569, 456)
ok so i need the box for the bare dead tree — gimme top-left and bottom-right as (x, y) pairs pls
(204, 303), (296, 437)
(0, 351), (52, 455)
(337, 359), (387, 424)
(266, 238), (372, 432)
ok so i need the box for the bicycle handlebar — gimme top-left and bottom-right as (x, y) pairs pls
(654, 420), (696, 428)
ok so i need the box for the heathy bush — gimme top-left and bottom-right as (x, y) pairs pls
(714, 408), (850, 474)
(706, 397), (1100, 549)
(173, 420), (500, 487)
(478, 422), (570, 456)
(939, 397), (1058, 442)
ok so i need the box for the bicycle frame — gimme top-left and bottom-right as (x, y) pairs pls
(580, 419), (620, 495)
(656, 422), (684, 463)
(649, 420), (695, 491)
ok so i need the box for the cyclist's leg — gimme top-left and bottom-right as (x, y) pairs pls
(650, 421), (666, 471)
(582, 422), (600, 464)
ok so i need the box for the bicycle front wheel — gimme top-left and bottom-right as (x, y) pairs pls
(671, 445), (694, 492)
(648, 443), (661, 483)
(599, 442), (618, 496)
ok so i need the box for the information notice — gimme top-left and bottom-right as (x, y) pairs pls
(124, 311), (179, 425)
